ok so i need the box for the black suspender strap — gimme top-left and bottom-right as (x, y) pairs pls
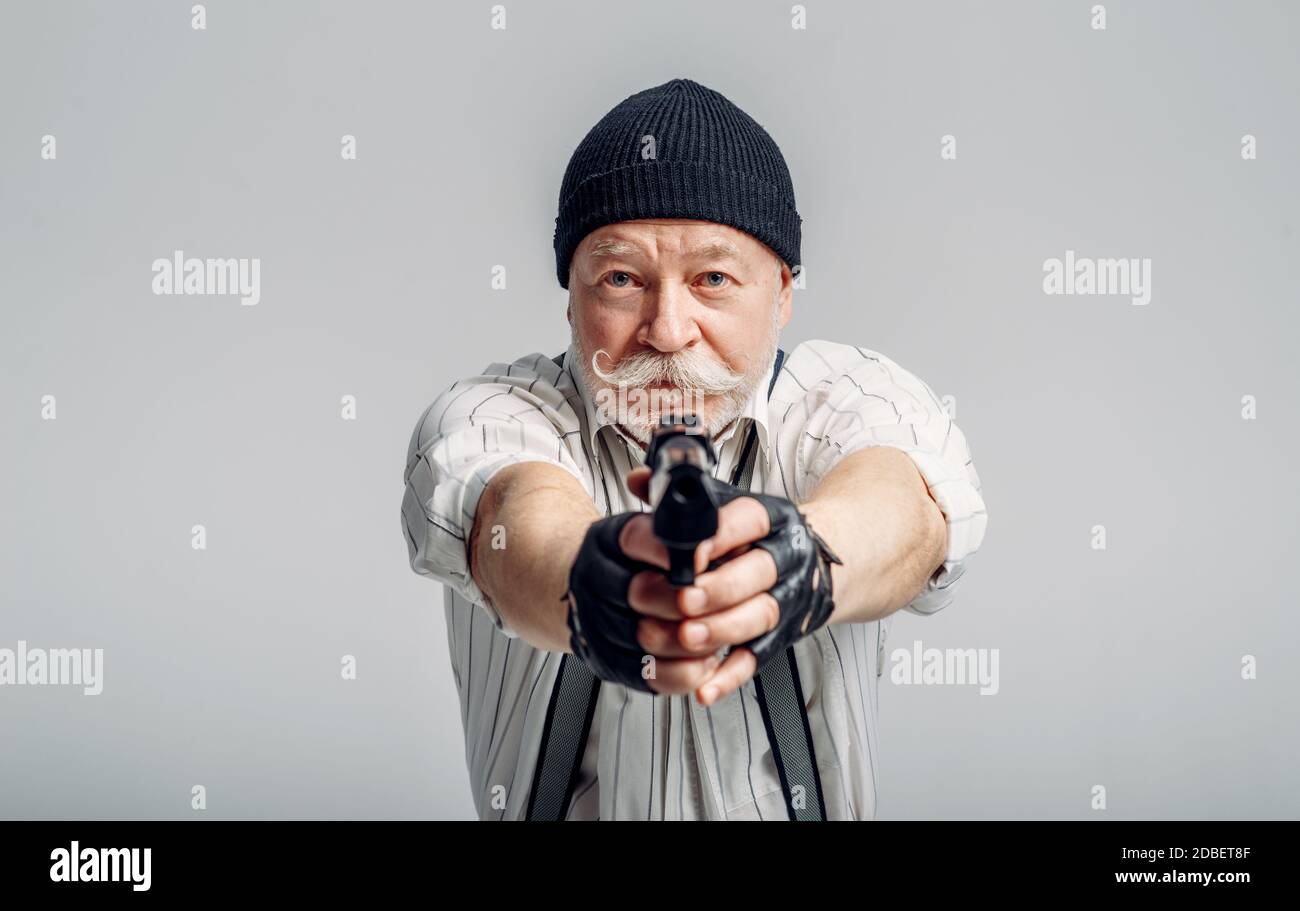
(729, 350), (828, 821)
(524, 651), (600, 821)
(527, 347), (825, 820)
(525, 351), (601, 821)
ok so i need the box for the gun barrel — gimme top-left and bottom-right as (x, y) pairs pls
(645, 415), (719, 586)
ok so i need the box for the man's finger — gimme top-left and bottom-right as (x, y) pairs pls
(696, 648), (758, 706)
(636, 617), (714, 658)
(645, 652), (725, 696)
(681, 547), (779, 617)
(626, 467), (652, 504)
(675, 592), (779, 651)
(628, 571), (706, 621)
(700, 496), (771, 566)
(617, 512), (670, 570)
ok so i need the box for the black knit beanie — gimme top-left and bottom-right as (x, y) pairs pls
(553, 78), (802, 289)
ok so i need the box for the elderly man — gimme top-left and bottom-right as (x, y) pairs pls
(401, 78), (987, 821)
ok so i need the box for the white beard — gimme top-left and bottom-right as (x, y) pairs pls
(569, 312), (780, 449)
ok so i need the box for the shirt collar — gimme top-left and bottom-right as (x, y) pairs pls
(563, 341), (775, 462)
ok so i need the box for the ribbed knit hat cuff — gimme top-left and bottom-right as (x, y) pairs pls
(554, 159), (802, 289)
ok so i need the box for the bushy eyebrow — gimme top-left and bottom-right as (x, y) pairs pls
(586, 239), (644, 258)
(584, 238), (744, 262)
(683, 240), (743, 261)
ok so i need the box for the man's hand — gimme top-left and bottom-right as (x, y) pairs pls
(619, 467), (841, 706)
(565, 510), (726, 697)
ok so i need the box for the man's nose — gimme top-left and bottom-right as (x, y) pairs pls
(638, 283), (701, 353)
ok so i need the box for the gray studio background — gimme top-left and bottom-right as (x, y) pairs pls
(2, 0), (1297, 820)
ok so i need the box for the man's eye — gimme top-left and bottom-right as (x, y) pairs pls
(607, 271), (633, 288)
(702, 272), (729, 288)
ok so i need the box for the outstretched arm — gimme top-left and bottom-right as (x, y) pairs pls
(800, 445), (948, 625)
(469, 462), (598, 653)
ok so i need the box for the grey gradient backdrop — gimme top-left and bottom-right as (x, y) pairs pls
(1, 0), (1297, 820)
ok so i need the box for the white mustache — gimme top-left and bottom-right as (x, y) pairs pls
(589, 347), (746, 395)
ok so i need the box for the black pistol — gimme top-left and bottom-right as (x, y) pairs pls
(644, 413), (721, 587)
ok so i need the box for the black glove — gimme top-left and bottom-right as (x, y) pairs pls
(564, 491), (844, 687)
(710, 484), (844, 668)
(564, 512), (658, 692)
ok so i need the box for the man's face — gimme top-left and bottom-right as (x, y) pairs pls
(567, 219), (793, 448)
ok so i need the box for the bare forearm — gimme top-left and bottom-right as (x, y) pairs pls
(800, 447), (947, 625)
(470, 462), (601, 652)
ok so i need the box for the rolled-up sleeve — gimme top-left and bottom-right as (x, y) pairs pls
(400, 355), (588, 636)
(792, 341), (988, 616)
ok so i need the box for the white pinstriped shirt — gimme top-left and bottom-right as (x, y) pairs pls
(401, 339), (987, 820)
